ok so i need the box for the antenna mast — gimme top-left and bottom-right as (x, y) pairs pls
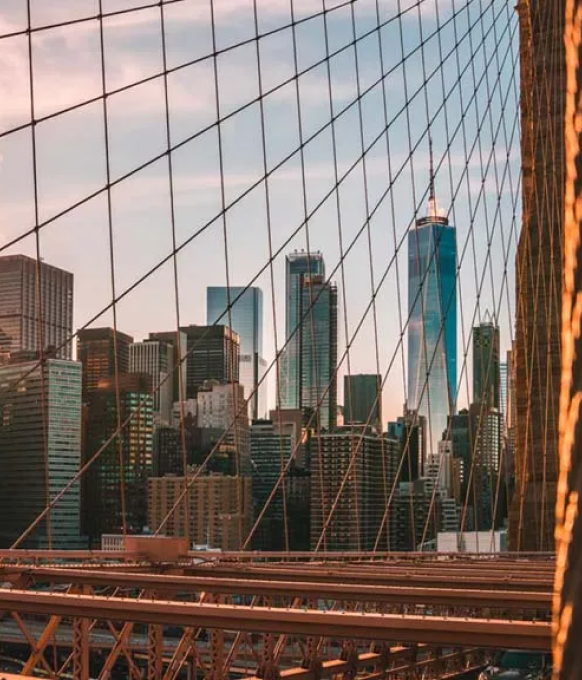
(428, 136), (437, 217)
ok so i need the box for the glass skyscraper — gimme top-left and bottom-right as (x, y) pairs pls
(299, 275), (337, 431)
(281, 251), (325, 413)
(207, 286), (266, 419)
(0, 358), (83, 548)
(343, 374), (382, 432)
(408, 187), (457, 457)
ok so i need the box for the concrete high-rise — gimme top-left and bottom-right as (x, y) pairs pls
(77, 327), (133, 396)
(472, 315), (500, 409)
(179, 325), (240, 400)
(343, 374), (382, 432)
(509, 0), (564, 552)
(207, 287), (267, 420)
(0, 254), (73, 359)
(0, 357), (83, 548)
(130, 338), (174, 425)
(408, 154), (457, 457)
(281, 251), (325, 412)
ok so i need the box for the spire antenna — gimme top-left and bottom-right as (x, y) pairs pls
(428, 135), (437, 218)
(429, 135), (435, 203)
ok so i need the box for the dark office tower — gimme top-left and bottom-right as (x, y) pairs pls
(343, 374), (382, 432)
(473, 314), (500, 409)
(130, 338), (174, 425)
(249, 419), (293, 551)
(389, 478), (438, 551)
(179, 325), (240, 400)
(509, 0), (564, 552)
(0, 357), (83, 548)
(207, 287), (267, 420)
(0, 254), (73, 359)
(299, 276), (338, 432)
(77, 327), (133, 396)
(149, 330), (187, 403)
(281, 251), (325, 411)
(408, 147), (457, 458)
(82, 373), (153, 546)
(387, 406), (427, 482)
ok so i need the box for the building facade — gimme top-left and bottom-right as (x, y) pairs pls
(197, 381), (250, 474)
(0, 358), (82, 548)
(130, 338), (174, 425)
(249, 419), (293, 550)
(298, 276), (338, 431)
(408, 193), (457, 458)
(148, 469), (252, 550)
(388, 406), (427, 482)
(207, 286), (267, 420)
(281, 251), (325, 412)
(343, 374), (382, 432)
(149, 330), (187, 403)
(77, 327), (133, 395)
(473, 316), (500, 409)
(310, 427), (394, 551)
(82, 373), (154, 545)
(180, 325), (240, 400)
(0, 254), (73, 360)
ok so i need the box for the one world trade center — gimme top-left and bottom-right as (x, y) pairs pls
(407, 144), (457, 459)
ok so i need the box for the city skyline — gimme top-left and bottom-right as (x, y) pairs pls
(0, 0), (519, 428)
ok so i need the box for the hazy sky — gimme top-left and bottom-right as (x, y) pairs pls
(0, 0), (520, 421)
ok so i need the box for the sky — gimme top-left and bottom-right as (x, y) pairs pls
(0, 0), (521, 423)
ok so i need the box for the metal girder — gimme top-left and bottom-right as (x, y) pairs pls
(0, 588), (551, 650)
(72, 615), (90, 680)
(18, 567), (552, 609)
(184, 564), (552, 591)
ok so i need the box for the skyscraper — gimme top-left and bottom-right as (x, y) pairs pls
(299, 275), (338, 431)
(207, 286), (267, 420)
(77, 327), (133, 395)
(82, 373), (154, 546)
(0, 254), (73, 359)
(473, 314), (500, 409)
(180, 325), (240, 400)
(0, 357), (83, 548)
(281, 251), (325, 411)
(130, 338), (174, 425)
(343, 374), (382, 432)
(149, 330), (187, 403)
(408, 148), (457, 457)
(509, 0), (564, 551)
(387, 406), (427, 482)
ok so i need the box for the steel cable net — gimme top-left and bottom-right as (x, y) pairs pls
(0, 0), (558, 567)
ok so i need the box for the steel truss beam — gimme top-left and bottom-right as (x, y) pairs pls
(0, 588), (551, 650)
(14, 567), (551, 609)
